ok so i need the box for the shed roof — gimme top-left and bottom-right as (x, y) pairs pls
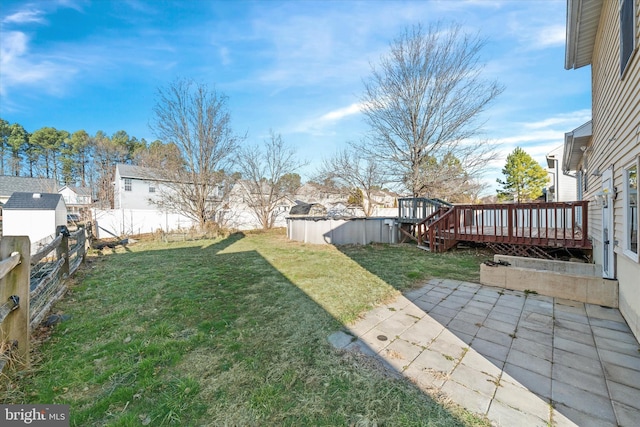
(289, 203), (326, 216)
(0, 175), (59, 198)
(3, 192), (64, 210)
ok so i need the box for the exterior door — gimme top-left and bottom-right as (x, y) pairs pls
(602, 169), (615, 279)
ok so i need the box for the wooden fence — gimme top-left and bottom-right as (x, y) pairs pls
(0, 227), (88, 372)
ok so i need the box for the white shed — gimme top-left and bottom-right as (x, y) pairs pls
(3, 192), (67, 251)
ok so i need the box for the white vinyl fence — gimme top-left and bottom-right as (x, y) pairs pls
(92, 209), (197, 238)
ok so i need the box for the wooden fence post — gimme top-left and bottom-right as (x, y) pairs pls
(56, 226), (70, 278)
(0, 236), (31, 368)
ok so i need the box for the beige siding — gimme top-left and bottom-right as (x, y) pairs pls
(589, 0), (640, 340)
(589, 0), (640, 246)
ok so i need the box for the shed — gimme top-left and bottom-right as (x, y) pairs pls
(288, 203), (327, 217)
(3, 192), (67, 250)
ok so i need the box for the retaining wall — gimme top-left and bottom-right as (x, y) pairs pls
(480, 255), (618, 307)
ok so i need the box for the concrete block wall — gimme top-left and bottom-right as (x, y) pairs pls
(481, 255), (618, 308)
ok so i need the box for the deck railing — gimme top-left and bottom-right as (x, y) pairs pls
(398, 197), (452, 223)
(420, 201), (590, 252)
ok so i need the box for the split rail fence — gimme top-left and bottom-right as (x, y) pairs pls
(0, 227), (88, 372)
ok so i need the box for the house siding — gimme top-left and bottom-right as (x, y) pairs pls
(547, 146), (577, 202)
(114, 166), (160, 210)
(588, 0), (640, 340)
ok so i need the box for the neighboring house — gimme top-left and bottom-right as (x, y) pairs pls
(545, 145), (577, 202)
(564, 0), (640, 339)
(94, 164), (196, 237)
(0, 175), (58, 205)
(114, 163), (163, 210)
(295, 182), (399, 217)
(222, 180), (296, 230)
(2, 192), (67, 253)
(59, 185), (92, 218)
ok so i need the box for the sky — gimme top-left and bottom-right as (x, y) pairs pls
(0, 0), (592, 195)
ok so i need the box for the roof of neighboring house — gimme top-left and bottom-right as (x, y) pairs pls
(3, 192), (65, 210)
(546, 145), (564, 168)
(563, 120), (593, 172)
(116, 163), (160, 180)
(0, 175), (59, 198)
(116, 163), (151, 179)
(565, 0), (603, 69)
(59, 185), (92, 196)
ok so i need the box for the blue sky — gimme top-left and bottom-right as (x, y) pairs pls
(0, 0), (592, 194)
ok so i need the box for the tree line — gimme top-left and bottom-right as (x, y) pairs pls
(3, 22), (535, 230)
(0, 119), (188, 208)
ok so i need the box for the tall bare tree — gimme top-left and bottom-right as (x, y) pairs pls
(133, 140), (185, 171)
(237, 131), (305, 229)
(92, 131), (128, 208)
(359, 23), (503, 197)
(150, 79), (243, 230)
(317, 143), (386, 216)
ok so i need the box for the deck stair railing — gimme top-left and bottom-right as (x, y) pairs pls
(398, 197), (452, 223)
(416, 206), (454, 249)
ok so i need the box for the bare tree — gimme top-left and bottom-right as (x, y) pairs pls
(359, 23), (503, 197)
(412, 152), (486, 203)
(237, 131), (305, 229)
(150, 79), (243, 229)
(317, 143), (386, 216)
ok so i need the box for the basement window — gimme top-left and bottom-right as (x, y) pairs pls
(620, 0), (636, 76)
(624, 159), (638, 260)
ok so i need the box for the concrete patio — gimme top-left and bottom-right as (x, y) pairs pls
(331, 278), (640, 426)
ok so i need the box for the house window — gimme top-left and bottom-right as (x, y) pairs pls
(124, 178), (132, 192)
(149, 183), (156, 193)
(620, 0), (635, 76)
(624, 160), (638, 259)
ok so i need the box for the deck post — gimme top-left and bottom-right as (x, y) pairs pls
(507, 204), (514, 241)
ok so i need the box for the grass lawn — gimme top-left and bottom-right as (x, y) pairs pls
(3, 229), (490, 426)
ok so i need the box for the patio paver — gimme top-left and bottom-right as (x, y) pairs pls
(339, 278), (640, 426)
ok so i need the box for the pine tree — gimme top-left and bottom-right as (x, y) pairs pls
(497, 147), (548, 202)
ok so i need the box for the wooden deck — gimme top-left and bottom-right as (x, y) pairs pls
(409, 201), (591, 253)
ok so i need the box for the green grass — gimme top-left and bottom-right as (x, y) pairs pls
(3, 229), (489, 426)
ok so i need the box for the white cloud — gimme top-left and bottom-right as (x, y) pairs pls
(523, 109), (591, 129)
(219, 46), (231, 66)
(533, 24), (566, 49)
(0, 31), (77, 98)
(2, 9), (46, 24)
(318, 103), (363, 122)
(289, 102), (366, 136)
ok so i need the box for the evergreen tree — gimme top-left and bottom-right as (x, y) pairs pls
(0, 118), (10, 175)
(497, 147), (548, 202)
(7, 123), (28, 176)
